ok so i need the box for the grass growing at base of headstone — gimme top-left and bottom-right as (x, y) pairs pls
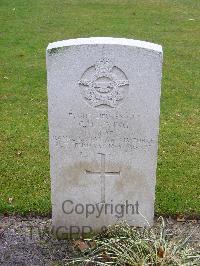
(0, 0), (199, 215)
(67, 218), (199, 265)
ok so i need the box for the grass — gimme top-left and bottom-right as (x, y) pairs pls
(68, 218), (199, 265)
(0, 0), (199, 215)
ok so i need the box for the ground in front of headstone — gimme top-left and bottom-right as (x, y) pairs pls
(0, 215), (199, 265)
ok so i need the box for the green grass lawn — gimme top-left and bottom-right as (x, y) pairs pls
(0, 0), (199, 216)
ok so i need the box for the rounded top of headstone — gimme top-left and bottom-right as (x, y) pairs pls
(47, 37), (162, 54)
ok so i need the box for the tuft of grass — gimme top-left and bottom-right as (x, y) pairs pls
(68, 218), (200, 265)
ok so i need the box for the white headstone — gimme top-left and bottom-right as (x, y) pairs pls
(46, 37), (163, 237)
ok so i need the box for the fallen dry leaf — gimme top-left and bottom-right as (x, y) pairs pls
(157, 246), (165, 258)
(176, 215), (185, 222)
(73, 240), (90, 251)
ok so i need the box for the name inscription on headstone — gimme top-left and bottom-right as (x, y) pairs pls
(52, 111), (154, 152)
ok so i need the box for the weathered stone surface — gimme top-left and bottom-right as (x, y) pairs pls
(46, 37), (163, 235)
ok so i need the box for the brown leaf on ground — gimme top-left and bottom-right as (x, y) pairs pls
(157, 246), (165, 258)
(176, 215), (185, 222)
(73, 240), (90, 251)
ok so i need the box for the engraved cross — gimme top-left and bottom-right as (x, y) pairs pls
(85, 153), (120, 203)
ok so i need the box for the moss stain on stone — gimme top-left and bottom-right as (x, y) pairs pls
(47, 47), (61, 56)
(47, 46), (69, 56)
